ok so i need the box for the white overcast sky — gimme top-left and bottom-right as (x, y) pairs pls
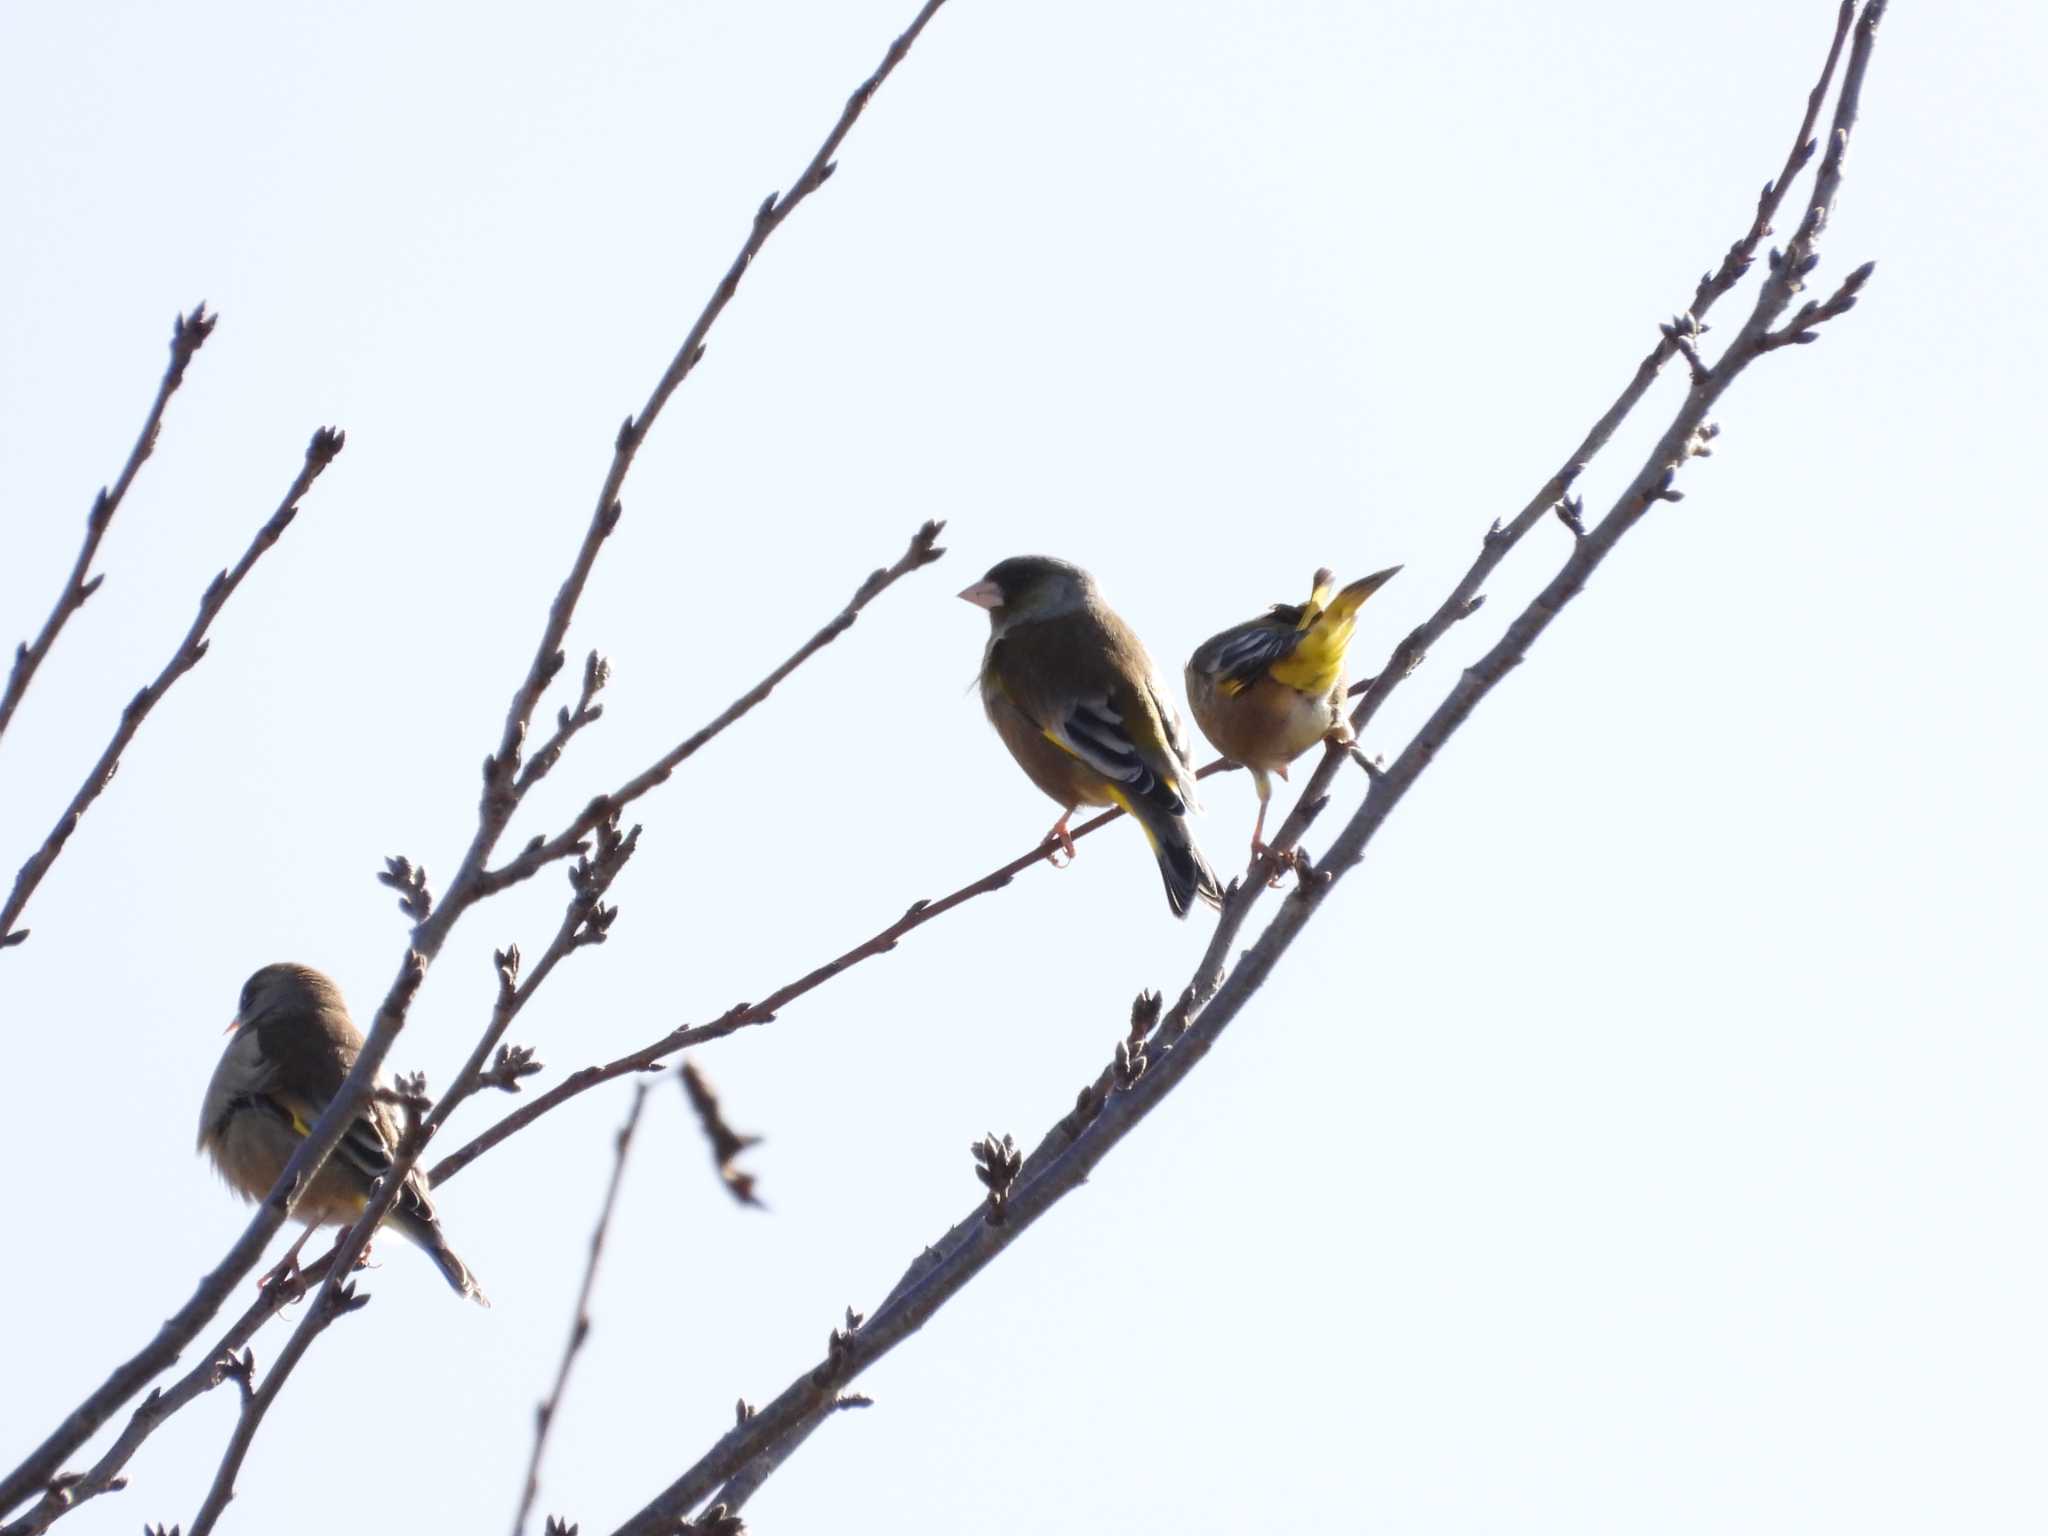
(2, 2), (2042, 1533)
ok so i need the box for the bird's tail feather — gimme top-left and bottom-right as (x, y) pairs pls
(1116, 792), (1222, 918)
(1154, 831), (1223, 919)
(392, 1208), (490, 1306)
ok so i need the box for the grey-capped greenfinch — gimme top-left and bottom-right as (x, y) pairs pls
(198, 962), (488, 1304)
(1185, 565), (1401, 857)
(961, 556), (1221, 917)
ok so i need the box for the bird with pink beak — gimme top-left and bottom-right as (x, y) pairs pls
(960, 556), (1219, 917)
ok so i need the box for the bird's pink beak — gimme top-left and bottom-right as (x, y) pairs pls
(223, 1013), (241, 1034)
(957, 579), (1003, 610)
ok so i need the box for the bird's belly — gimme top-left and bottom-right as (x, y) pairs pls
(207, 1112), (370, 1227)
(1205, 677), (1338, 772)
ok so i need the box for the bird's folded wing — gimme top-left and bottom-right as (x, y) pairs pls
(262, 1089), (438, 1213)
(1191, 621), (1301, 696)
(1046, 695), (1187, 818)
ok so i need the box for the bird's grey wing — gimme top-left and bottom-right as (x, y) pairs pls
(331, 1098), (440, 1215)
(1190, 617), (1302, 695)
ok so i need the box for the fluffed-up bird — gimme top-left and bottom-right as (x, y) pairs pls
(960, 555), (1222, 917)
(198, 962), (488, 1304)
(1185, 565), (1401, 858)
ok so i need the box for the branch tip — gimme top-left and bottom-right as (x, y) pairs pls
(680, 1060), (765, 1208)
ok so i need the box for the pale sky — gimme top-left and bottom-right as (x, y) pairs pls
(2, 2), (2042, 1533)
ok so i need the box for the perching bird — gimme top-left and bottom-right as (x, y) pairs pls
(961, 555), (1221, 917)
(1185, 565), (1401, 858)
(198, 962), (488, 1304)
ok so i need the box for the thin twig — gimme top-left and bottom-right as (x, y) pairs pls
(518, 651), (613, 795)
(512, 1084), (651, 1536)
(475, 520), (946, 900)
(0, 305), (215, 750)
(609, 8), (1889, 1525)
(0, 426), (341, 953)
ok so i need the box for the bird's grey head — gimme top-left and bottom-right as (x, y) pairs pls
(957, 555), (1097, 634)
(234, 962), (346, 1030)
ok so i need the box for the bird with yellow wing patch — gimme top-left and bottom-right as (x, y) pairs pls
(1186, 565), (1401, 861)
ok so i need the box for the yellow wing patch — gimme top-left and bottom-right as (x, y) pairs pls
(1270, 570), (1355, 696)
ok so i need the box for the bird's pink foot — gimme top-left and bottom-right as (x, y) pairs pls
(256, 1253), (306, 1301)
(1043, 814), (1077, 868)
(1250, 839), (1291, 888)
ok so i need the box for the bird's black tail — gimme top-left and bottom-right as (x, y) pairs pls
(1125, 799), (1222, 918)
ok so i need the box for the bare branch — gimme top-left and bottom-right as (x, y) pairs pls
(512, 1084), (650, 1536)
(1760, 256), (1876, 350)
(1691, 0), (1857, 311)
(0, 426), (342, 953)
(0, 305), (215, 749)
(518, 651), (613, 795)
(678, 1062), (764, 1210)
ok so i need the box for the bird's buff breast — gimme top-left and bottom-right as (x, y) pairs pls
(205, 1111), (371, 1228)
(1194, 673), (1340, 774)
